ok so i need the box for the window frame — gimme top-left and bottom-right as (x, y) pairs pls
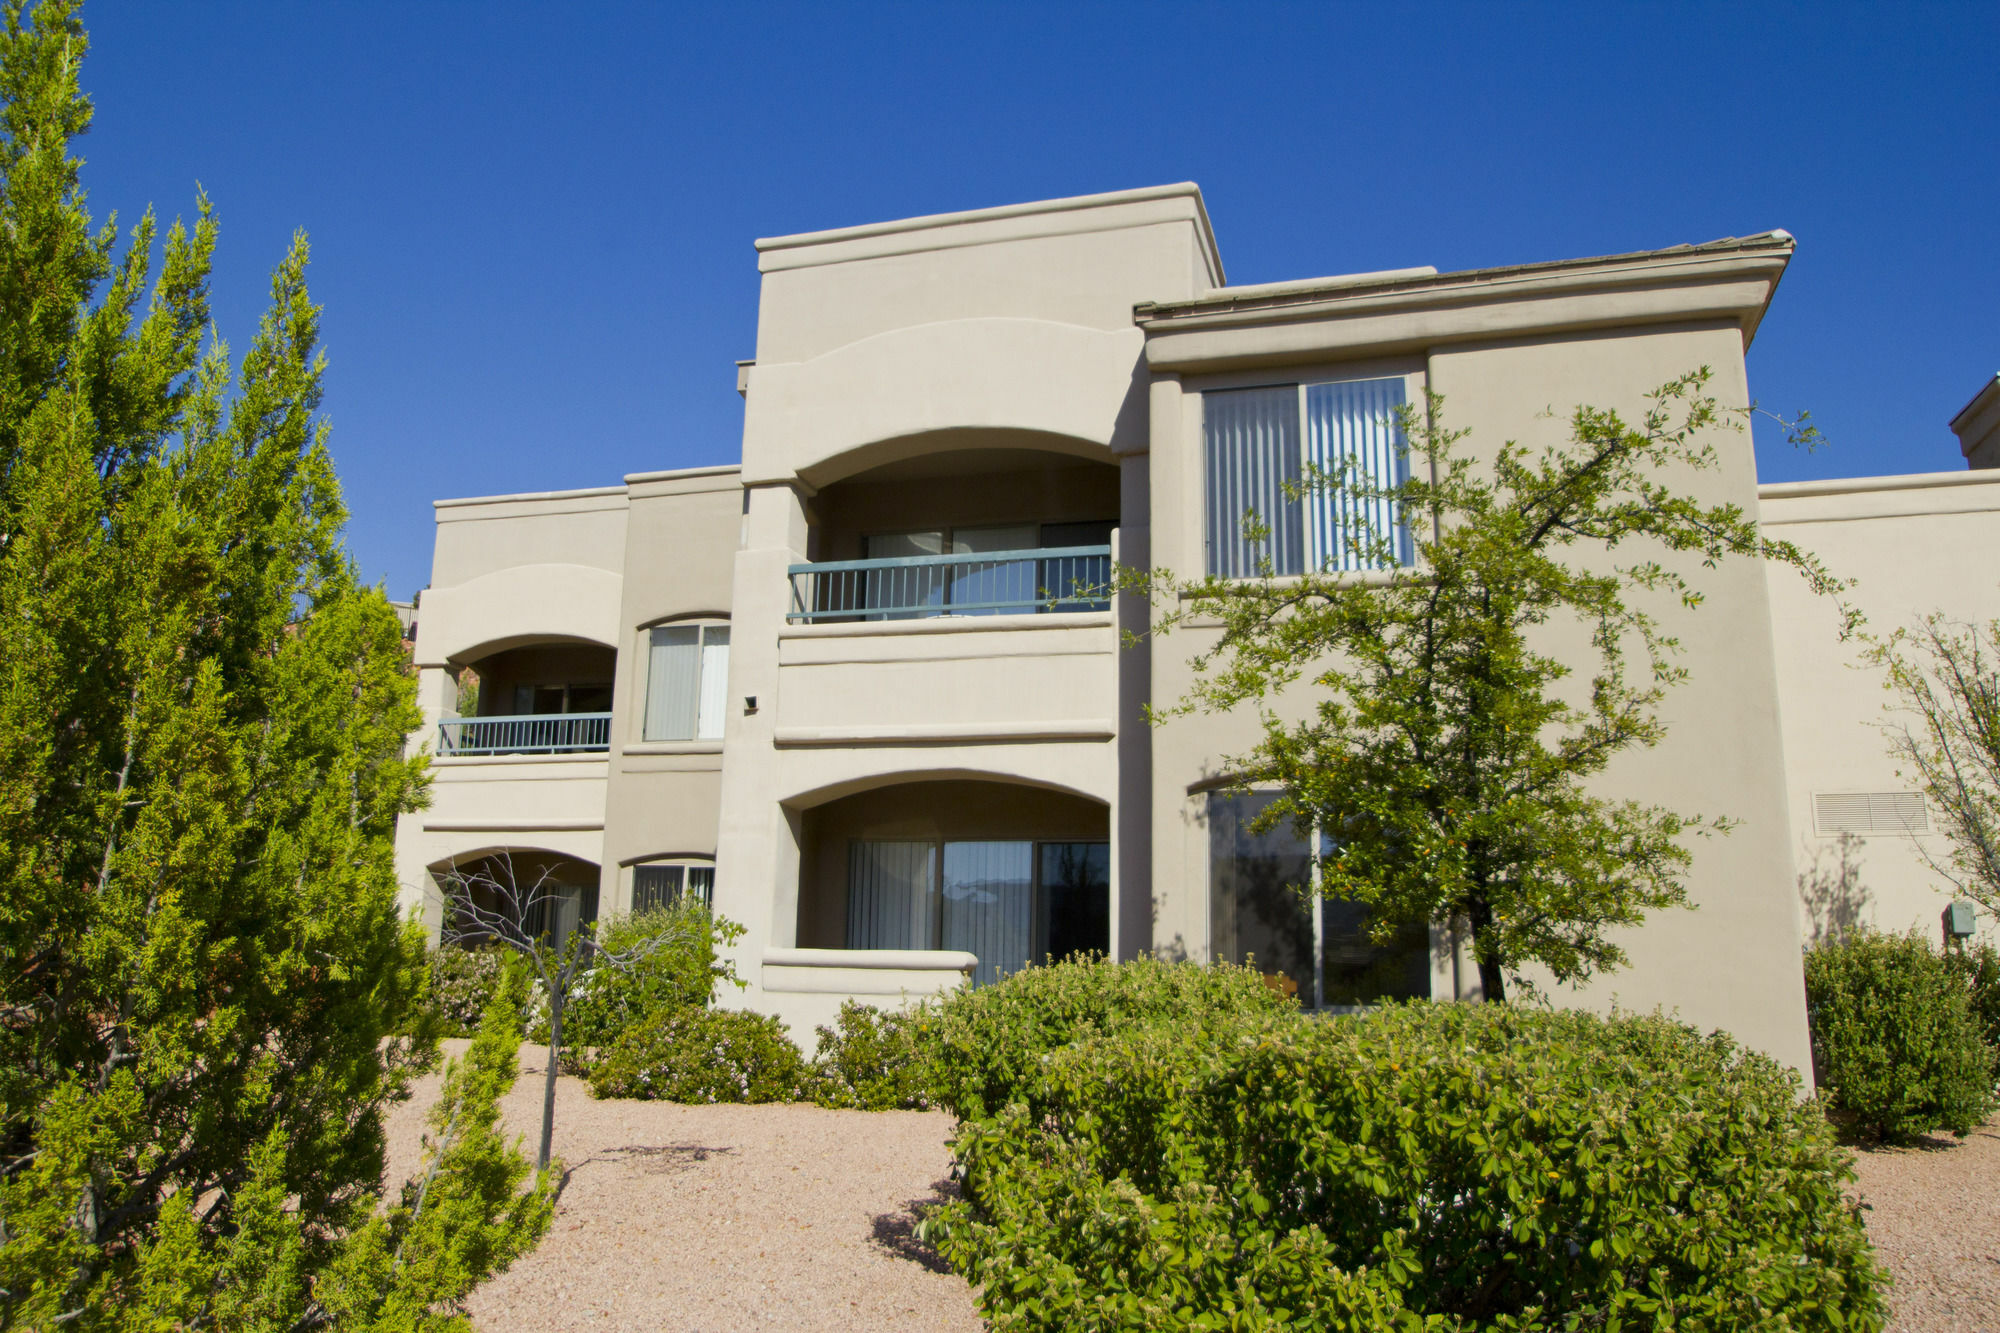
(635, 618), (730, 744)
(844, 837), (1110, 977)
(1203, 786), (1434, 1011)
(627, 857), (716, 913)
(1196, 367), (1425, 581)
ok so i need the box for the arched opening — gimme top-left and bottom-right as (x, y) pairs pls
(444, 636), (617, 755)
(429, 849), (602, 955)
(794, 779), (1109, 984)
(793, 439), (1121, 624)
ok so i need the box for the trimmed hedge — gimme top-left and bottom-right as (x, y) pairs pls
(926, 1002), (1888, 1332)
(806, 1000), (937, 1111)
(588, 1005), (806, 1104)
(1804, 931), (1997, 1141)
(919, 953), (1297, 1120)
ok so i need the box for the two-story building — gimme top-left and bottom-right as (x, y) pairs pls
(393, 183), (2000, 1074)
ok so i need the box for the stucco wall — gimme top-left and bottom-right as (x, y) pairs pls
(598, 466), (743, 911)
(1761, 470), (2000, 947)
(1139, 296), (1813, 1070)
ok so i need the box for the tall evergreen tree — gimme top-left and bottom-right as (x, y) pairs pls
(0, 3), (548, 1326)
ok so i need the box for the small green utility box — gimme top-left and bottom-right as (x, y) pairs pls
(1943, 900), (1978, 939)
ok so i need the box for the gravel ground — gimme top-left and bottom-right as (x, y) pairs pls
(385, 1044), (2000, 1331)
(1849, 1115), (2000, 1332)
(381, 1042), (982, 1332)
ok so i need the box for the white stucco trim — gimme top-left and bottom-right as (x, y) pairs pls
(763, 947), (977, 971)
(773, 720), (1116, 747)
(422, 818), (607, 833)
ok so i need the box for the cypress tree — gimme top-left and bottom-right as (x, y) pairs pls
(0, 3), (549, 1326)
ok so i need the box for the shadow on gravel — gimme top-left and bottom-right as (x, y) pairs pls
(871, 1178), (959, 1276)
(553, 1143), (736, 1200)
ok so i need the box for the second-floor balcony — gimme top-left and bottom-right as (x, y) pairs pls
(437, 712), (613, 756)
(786, 544), (1111, 624)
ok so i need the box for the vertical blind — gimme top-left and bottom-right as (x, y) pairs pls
(846, 839), (1101, 985)
(645, 624), (729, 741)
(846, 841), (938, 951)
(1305, 378), (1413, 570)
(697, 628), (730, 740)
(633, 862), (715, 912)
(1205, 377), (1412, 576)
(940, 841), (1034, 983)
(1204, 385), (1303, 578)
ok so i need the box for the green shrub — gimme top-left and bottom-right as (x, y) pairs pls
(1944, 938), (2000, 1051)
(927, 1002), (1888, 1332)
(527, 904), (743, 1072)
(425, 944), (508, 1036)
(806, 1000), (937, 1110)
(1804, 931), (1997, 1141)
(588, 1005), (806, 1104)
(923, 954), (1296, 1120)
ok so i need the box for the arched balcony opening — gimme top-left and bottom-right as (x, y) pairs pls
(794, 778), (1109, 985)
(441, 637), (617, 756)
(791, 441), (1120, 625)
(429, 848), (602, 956)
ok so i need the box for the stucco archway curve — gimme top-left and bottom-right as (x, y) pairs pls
(741, 317), (1147, 489)
(425, 844), (601, 874)
(414, 562), (623, 667)
(778, 765), (1110, 815)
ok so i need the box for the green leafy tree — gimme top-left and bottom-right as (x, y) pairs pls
(431, 858), (732, 1168)
(0, 2), (546, 1325)
(1875, 613), (2000, 920)
(1144, 370), (1847, 1000)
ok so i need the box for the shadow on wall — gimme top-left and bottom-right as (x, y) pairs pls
(1798, 834), (1872, 947)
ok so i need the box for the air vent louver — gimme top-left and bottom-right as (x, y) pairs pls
(1813, 791), (1929, 836)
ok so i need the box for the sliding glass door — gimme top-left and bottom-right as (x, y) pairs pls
(940, 842), (1034, 979)
(846, 837), (1109, 983)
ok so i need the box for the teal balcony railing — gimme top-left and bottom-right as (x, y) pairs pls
(786, 545), (1112, 624)
(437, 712), (612, 756)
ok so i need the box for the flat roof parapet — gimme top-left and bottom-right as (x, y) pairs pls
(752, 181), (1225, 288)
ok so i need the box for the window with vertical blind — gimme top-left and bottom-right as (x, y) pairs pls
(1203, 376), (1414, 578)
(642, 622), (729, 741)
(631, 860), (715, 911)
(845, 838), (1109, 984)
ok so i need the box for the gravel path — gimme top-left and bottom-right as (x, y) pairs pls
(1850, 1115), (2000, 1332)
(381, 1042), (982, 1332)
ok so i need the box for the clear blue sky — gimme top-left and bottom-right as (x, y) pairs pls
(81, 1), (1998, 599)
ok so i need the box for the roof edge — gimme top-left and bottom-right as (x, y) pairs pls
(433, 484), (628, 511)
(1757, 468), (2000, 502)
(755, 181), (1206, 252)
(1949, 372), (2000, 434)
(1137, 231), (1795, 323)
(623, 463), (742, 485)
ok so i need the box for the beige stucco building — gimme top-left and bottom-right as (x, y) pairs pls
(393, 184), (1999, 1074)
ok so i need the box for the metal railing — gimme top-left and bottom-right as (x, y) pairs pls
(436, 712), (612, 756)
(787, 545), (1112, 623)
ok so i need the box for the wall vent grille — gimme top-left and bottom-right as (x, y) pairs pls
(1814, 791), (1929, 836)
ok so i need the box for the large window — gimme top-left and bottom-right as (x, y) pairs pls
(1203, 376), (1413, 578)
(631, 860), (715, 912)
(642, 623), (729, 741)
(846, 838), (1109, 983)
(1208, 791), (1430, 1007)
